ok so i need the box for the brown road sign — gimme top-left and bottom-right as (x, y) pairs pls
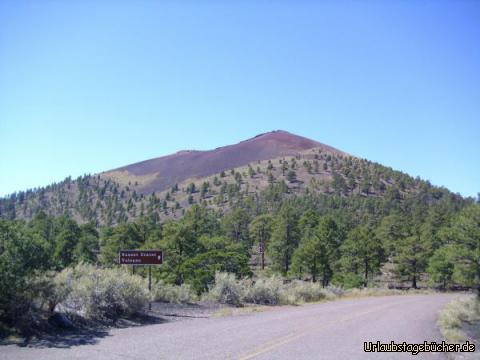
(119, 250), (163, 265)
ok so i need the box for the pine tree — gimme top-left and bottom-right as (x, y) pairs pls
(449, 205), (480, 294)
(394, 230), (430, 288)
(291, 228), (322, 282)
(291, 216), (341, 286)
(248, 166), (255, 178)
(53, 216), (81, 268)
(73, 223), (99, 264)
(282, 161), (288, 176)
(201, 182), (209, 198)
(249, 214), (273, 269)
(340, 225), (384, 287)
(314, 216), (342, 286)
(375, 214), (408, 257)
(268, 172), (275, 184)
(187, 183), (196, 194)
(100, 223), (143, 265)
(287, 170), (296, 183)
(427, 245), (455, 289)
(298, 209), (319, 233)
(222, 207), (251, 244)
(267, 204), (300, 274)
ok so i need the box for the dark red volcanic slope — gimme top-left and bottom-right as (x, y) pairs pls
(106, 130), (343, 194)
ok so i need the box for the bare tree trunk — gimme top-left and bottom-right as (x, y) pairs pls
(364, 260), (369, 287)
(312, 257), (317, 283)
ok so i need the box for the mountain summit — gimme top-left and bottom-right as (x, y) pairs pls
(103, 130), (343, 194)
(2, 129), (462, 227)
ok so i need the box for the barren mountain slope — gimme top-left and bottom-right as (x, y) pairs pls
(102, 130), (345, 194)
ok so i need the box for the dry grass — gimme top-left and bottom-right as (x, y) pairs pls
(343, 287), (433, 299)
(212, 305), (268, 318)
(101, 170), (159, 188)
(438, 295), (480, 346)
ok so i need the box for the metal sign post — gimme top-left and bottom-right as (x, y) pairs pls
(119, 250), (163, 312)
(148, 266), (152, 311)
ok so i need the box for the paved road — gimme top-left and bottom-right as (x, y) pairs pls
(1, 295), (459, 360)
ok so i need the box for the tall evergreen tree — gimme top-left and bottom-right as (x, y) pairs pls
(222, 207), (251, 245)
(53, 216), (81, 268)
(267, 204), (300, 274)
(291, 228), (323, 282)
(73, 222), (99, 264)
(249, 214), (273, 269)
(427, 245), (455, 289)
(449, 205), (480, 294)
(100, 223), (143, 265)
(341, 225), (384, 286)
(291, 216), (342, 286)
(315, 216), (342, 286)
(375, 213), (408, 257)
(394, 229), (430, 288)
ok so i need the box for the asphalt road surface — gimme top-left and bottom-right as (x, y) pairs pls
(1, 294), (461, 360)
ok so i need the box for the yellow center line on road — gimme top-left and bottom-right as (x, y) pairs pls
(237, 299), (417, 360)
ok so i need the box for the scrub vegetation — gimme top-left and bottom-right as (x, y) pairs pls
(438, 296), (480, 359)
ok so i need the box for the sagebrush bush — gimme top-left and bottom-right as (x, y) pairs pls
(243, 276), (284, 305)
(152, 281), (197, 304)
(54, 264), (149, 321)
(325, 285), (345, 297)
(206, 272), (244, 306)
(207, 273), (343, 306)
(205, 272), (342, 306)
(282, 281), (335, 303)
(205, 272), (424, 308)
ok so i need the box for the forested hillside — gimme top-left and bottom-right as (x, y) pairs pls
(1, 132), (479, 329)
(0, 146), (470, 227)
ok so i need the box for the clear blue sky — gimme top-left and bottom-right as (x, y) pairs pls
(1, 1), (479, 198)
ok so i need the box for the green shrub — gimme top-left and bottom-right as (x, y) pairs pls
(180, 250), (252, 295)
(286, 282), (340, 304)
(0, 220), (51, 323)
(205, 272), (244, 306)
(152, 281), (197, 304)
(243, 276), (284, 305)
(204, 272), (413, 308)
(332, 273), (365, 289)
(54, 264), (149, 321)
(206, 273), (342, 307)
(283, 281), (336, 303)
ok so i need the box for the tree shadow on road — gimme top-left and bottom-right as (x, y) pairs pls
(1, 313), (169, 349)
(19, 328), (111, 349)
